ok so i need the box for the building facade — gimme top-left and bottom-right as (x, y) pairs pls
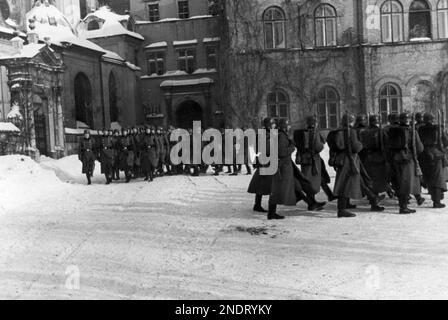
(225, 0), (448, 129)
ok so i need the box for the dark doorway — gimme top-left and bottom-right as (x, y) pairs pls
(176, 100), (203, 129)
(109, 72), (119, 123)
(74, 73), (93, 128)
(33, 108), (47, 156)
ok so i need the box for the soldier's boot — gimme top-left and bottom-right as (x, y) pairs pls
(192, 166), (200, 176)
(267, 202), (285, 220)
(299, 191), (325, 211)
(346, 199), (357, 209)
(105, 174), (111, 185)
(322, 183), (337, 202)
(369, 194), (385, 212)
(86, 174), (91, 185)
(414, 194), (425, 206)
(245, 164), (252, 175)
(399, 195), (416, 214)
(337, 198), (356, 218)
(144, 172), (149, 181)
(125, 172), (131, 183)
(431, 188), (446, 208)
(230, 165), (238, 175)
(253, 194), (267, 213)
(149, 170), (154, 182)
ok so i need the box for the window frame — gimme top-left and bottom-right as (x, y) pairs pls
(148, 3), (160, 22)
(437, 0), (448, 38)
(177, 47), (196, 74)
(146, 51), (166, 76)
(314, 4), (338, 47)
(409, 0), (432, 39)
(379, 83), (402, 123)
(262, 6), (286, 50)
(178, 0), (190, 19)
(206, 46), (218, 70)
(316, 86), (340, 129)
(380, 0), (404, 43)
(267, 89), (290, 121)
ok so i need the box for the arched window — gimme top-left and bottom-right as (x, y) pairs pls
(317, 87), (339, 129)
(74, 73), (93, 128)
(379, 83), (402, 122)
(410, 0), (431, 39)
(263, 7), (286, 49)
(109, 72), (119, 123)
(438, 0), (448, 38)
(87, 20), (100, 31)
(314, 4), (337, 47)
(267, 89), (289, 120)
(381, 0), (404, 43)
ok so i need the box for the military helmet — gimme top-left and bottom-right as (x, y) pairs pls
(341, 113), (355, 127)
(262, 117), (271, 129)
(423, 112), (435, 123)
(388, 113), (399, 124)
(305, 115), (317, 128)
(415, 112), (423, 123)
(399, 112), (411, 124)
(369, 114), (379, 126)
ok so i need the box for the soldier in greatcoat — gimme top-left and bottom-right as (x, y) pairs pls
(294, 115), (336, 203)
(418, 112), (448, 208)
(78, 130), (96, 185)
(112, 129), (121, 180)
(118, 129), (134, 183)
(99, 129), (115, 184)
(267, 119), (326, 220)
(140, 126), (157, 182)
(388, 112), (424, 214)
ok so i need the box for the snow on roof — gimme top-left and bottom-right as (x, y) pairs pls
(125, 62), (141, 71)
(173, 39), (198, 46)
(78, 6), (144, 41)
(145, 41), (168, 49)
(203, 37), (220, 43)
(76, 121), (90, 129)
(0, 122), (20, 132)
(0, 43), (46, 60)
(0, 25), (26, 37)
(25, 1), (105, 53)
(193, 68), (217, 74)
(160, 77), (214, 87)
(103, 50), (124, 61)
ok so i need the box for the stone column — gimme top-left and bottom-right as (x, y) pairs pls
(55, 86), (65, 158)
(24, 84), (38, 159)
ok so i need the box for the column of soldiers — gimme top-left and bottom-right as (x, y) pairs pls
(78, 125), (254, 185)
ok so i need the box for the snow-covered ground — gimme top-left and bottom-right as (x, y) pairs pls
(1, 152), (448, 300)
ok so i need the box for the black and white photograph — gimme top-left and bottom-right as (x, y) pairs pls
(1, 0), (448, 305)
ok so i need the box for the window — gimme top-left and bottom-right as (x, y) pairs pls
(148, 3), (160, 22)
(263, 7), (286, 49)
(381, 0), (404, 43)
(177, 49), (196, 74)
(87, 20), (100, 31)
(409, 0), (431, 39)
(438, 0), (448, 38)
(267, 90), (289, 120)
(146, 51), (165, 76)
(178, 0), (190, 19)
(317, 87), (339, 129)
(379, 83), (402, 123)
(314, 4), (337, 47)
(206, 47), (217, 69)
(208, 0), (220, 16)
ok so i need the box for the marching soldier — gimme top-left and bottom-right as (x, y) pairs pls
(156, 127), (166, 176)
(78, 129), (96, 185)
(140, 126), (157, 182)
(131, 127), (141, 179)
(294, 115), (336, 202)
(99, 129), (115, 184)
(328, 113), (364, 218)
(268, 119), (326, 220)
(360, 115), (392, 200)
(418, 112), (448, 208)
(164, 127), (172, 175)
(248, 118), (275, 213)
(112, 129), (121, 180)
(388, 112), (424, 214)
(118, 129), (134, 183)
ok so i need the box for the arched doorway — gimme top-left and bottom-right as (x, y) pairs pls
(176, 100), (203, 129)
(109, 72), (119, 123)
(74, 72), (93, 127)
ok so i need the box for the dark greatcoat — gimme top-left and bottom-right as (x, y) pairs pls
(132, 134), (141, 167)
(99, 136), (115, 174)
(118, 136), (135, 171)
(269, 130), (311, 206)
(389, 125), (424, 195)
(78, 138), (96, 174)
(295, 129), (328, 195)
(140, 134), (158, 172)
(248, 131), (273, 196)
(332, 128), (364, 199)
(157, 135), (167, 164)
(418, 124), (448, 191)
(359, 125), (390, 193)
